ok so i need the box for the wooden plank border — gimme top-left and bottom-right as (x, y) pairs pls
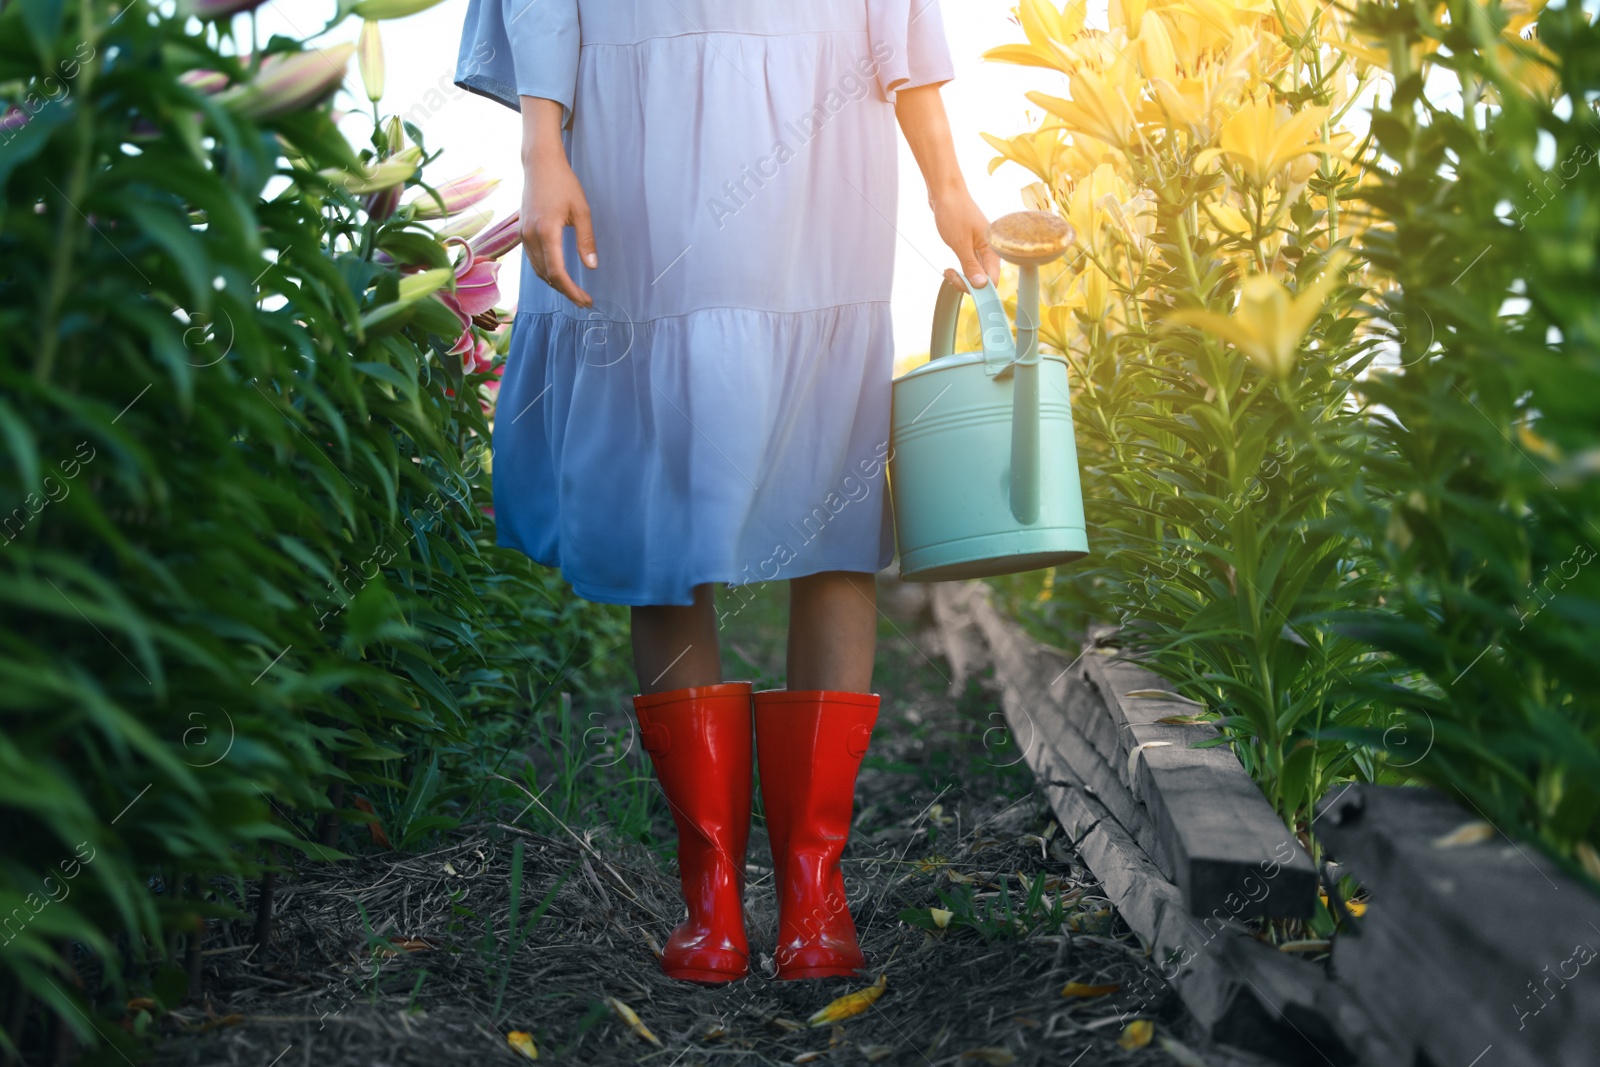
(1317, 785), (1600, 1067)
(929, 581), (1393, 1064)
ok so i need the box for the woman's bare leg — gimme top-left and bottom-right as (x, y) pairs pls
(786, 571), (877, 693)
(631, 583), (723, 694)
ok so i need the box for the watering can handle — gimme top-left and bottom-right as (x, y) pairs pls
(929, 274), (1017, 377)
(928, 273), (1042, 526)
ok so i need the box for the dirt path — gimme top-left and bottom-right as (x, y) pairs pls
(154, 575), (1257, 1066)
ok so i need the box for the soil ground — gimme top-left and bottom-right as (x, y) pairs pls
(152, 575), (1265, 1067)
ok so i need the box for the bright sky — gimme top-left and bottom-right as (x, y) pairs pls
(252, 1), (1053, 359)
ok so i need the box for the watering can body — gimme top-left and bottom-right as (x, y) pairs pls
(888, 276), (1088, 581)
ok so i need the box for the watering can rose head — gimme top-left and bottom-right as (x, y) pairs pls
(986, 211), (1076, 267)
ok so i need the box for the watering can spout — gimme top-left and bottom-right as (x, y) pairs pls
(987, 212), (1076, 526)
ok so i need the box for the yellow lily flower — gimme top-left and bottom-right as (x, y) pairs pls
(1195, 100), (1338, 187)
(1168, 0), (1252, 53)
(1167, 255), (1348, 378)
(1136, 11), (1178, 82)
(983, 0), (1088, 71)
(1110, 0), (1149, 36)
(1021, 181), (1055, 213)
(1181, 0), (1274, 40)
(981, 128), (1075, 184)
(1152, 3), (1208, 73)
(1102, 187), (1158, 258)
(1285, 128), (1354, 184)
(1247, 28), (1295, 84)
(1150, 33), (1255, 141)
(1339, 37), (1391, 75)
(1082, 263), (1122, 323)
(1503, 0), (1549, 38)
(1029, 57), (1142, 149)
(1036, 255), (1090, 350)
(1487, 37), (1559, 103)
(1066, 162), (1132, 254)
(1040, 300), (1085, 353)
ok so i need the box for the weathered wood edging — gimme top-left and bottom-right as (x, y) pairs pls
(929, 581), (1373, 1064)
(1317, 785), (1600, 1067)
(929, 579), (1600, 1067)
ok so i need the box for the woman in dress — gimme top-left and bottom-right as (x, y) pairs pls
(456, 0), (1000, 983)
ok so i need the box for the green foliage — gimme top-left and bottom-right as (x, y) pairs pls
(899, 871), (1078, 942)
(1336, 0), (1600, 878)
(995, 0), (1600, 882)
(0, 0), (624, 1055)
(998, 93), (1400, 832)
(488, 842), (571, 1022)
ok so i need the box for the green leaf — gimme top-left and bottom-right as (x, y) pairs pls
(20, 0), (64, 60)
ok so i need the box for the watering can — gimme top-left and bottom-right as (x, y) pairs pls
(887, 211), (1088, 581)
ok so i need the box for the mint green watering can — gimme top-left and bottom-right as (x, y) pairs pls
(888, 211), (1088, 581)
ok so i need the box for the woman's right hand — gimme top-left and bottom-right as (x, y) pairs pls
(519, 97), (597, 308)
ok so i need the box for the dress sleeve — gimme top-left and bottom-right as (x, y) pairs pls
(454, 0), (580, 128)
(866, 0), (955, 104)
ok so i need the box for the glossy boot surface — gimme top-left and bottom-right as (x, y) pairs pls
(754, 689), (879, 980)
(633, 682), (753, 983)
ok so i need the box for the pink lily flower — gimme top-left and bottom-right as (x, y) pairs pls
(218, 44), (355, 121)
(434, 237), (501, 329)
(178, 68), (230, 95)
(468, 211), (523, 261)
(410, 236), (502, 359)
(457, 333), (497, 374)
(406, 169), (499, 220)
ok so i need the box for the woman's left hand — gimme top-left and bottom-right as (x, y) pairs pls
(930, 187), (1002, 290)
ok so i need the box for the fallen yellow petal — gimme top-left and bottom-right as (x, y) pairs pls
(1066, 908), (1111, 932)
(604, 997), (662, 1048)
(1433, 821), (1496, 848)
(1576, 842), (1600, 882)
(931, 908), (953, 929)
(1321, 889), (1368, 918)
(807, 974), (888, 1026)
(1117, 1019), (1154, 1049)
(506, 1031), (538, 1060)
(1061, 981), (1121, 998)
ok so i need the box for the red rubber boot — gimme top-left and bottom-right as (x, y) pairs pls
(754, 689), (880, 980)
(632, 682), (753, 983)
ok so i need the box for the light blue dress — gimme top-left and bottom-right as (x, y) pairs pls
(455, 1), (954, 606)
